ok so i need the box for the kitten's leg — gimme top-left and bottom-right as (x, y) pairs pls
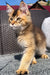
(16, 47), (35, 75)
(32, 57), (37, 64)
(37, 42), (49, 59)
(39, 48), (49, 59)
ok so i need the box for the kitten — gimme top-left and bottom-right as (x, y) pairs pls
(7, 1), (49, 75)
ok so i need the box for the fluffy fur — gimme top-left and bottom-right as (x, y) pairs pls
(7, 1), (48, 75)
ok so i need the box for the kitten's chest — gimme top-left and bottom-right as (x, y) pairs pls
(17, 36), (27, 48)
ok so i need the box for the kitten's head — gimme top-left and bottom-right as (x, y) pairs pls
(7, 1), (32, 31)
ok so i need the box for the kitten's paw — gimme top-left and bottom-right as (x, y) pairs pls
(16, 69), (29, 75)
(32, 57), (37, 64)
(41, 54), (49, 59)
(32, 60), (37, 64)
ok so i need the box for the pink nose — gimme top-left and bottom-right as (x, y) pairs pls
(11, 21), (15, 25)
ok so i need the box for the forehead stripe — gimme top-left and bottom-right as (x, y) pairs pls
(12, 9), (18, 17)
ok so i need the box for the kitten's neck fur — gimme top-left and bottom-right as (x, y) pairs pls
(19, 23), (33, 35)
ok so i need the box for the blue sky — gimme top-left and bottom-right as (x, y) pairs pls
(0, 0), (48, 5)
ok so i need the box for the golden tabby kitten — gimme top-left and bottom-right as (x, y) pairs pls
(7, 1), (48, 75)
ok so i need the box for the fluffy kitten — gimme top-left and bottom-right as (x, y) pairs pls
(7, 1), (48, 75)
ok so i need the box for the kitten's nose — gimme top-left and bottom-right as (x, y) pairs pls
(11, 21), (15, 25)
(12, 23), (14, 25)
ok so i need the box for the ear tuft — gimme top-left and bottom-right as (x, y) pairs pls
(19, 1), (29, 14)
(6, 2), (8, 5)
(6, 4), (14, 16)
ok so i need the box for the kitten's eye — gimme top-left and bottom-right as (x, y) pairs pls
(10, 17), (13, 21)
(17, 17), (21, 20)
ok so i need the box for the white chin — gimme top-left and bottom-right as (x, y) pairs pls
(9, 24), (22, 30)
(10, 24), (18, 30)
(13, 27), (17, 30)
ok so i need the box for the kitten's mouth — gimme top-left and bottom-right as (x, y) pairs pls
(10, 24), (13, 27)
(10, 24), (21, 30)
(12, 23), (14, 25)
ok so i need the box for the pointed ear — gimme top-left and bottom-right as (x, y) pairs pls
(6, 4), (14, 16)
(19, 1), (29, 15)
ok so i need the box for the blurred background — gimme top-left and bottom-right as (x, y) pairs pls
(0, 0), (50, 6)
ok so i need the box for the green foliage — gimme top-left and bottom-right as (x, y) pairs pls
(47, 0), (50, 6)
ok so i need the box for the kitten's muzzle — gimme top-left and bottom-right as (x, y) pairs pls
(11, 21), (16, 25)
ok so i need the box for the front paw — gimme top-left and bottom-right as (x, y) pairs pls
(41, 54), (49, 59)
(16, 69), (29, 75)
